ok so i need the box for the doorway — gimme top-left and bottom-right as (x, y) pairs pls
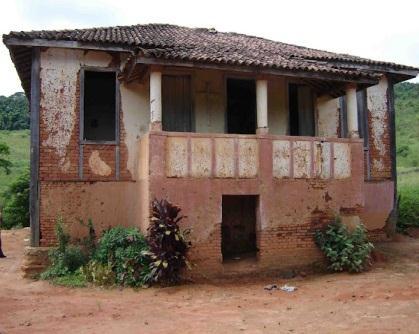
(221, 195), (257, 261)
(226, 79), (256, 134)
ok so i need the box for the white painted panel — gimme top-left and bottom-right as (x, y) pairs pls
(166, 137), (188, 177)
(238, 139), (258, 178)
(215, 138), (235, 178)
(293, 141), (311, 178)
(334, 142), (351, 179)
(191, 138), (212, 177)
(314, 141), (331, 179)
(272, 140), (291, 178)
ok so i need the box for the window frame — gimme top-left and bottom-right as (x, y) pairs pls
(79, 67), (120, 145)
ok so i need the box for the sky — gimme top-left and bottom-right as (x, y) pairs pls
(0, 0), (418, 96)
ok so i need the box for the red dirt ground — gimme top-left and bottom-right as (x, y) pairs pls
(1, 228), (419, 334)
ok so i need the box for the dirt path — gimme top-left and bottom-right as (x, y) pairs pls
(1, 229), (419, 334)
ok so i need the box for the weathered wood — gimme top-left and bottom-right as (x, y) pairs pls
(136, 56), (379, 85)
(162, 75), (193, 132)
(4, 37), (133, 53)
(324, 61), (418, 79)
(29, 47), (40, 247)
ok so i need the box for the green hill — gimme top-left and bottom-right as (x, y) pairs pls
(395, 82), (419, 168)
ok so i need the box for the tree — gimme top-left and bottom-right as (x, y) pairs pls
(0, 92), (29, 130)
(0, 142), (12, 258)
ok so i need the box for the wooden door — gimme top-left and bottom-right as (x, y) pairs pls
(222, 195), (257, 260)
(162, 75), (193, 132)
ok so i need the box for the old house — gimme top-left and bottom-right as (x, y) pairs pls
(3, 24), (418, 276)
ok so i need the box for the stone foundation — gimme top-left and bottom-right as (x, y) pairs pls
(21, 246), (50, 278)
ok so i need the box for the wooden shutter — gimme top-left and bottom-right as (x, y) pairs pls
(162, 75), (193, 132)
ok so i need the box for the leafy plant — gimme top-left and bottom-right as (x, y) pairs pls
(94, 226), (150, 287)
(2, 170), (29, 229)
(315, 218), (374, 273)
(397, 185), (419, 230)
(79, 218), (97, 258)
(0, 142), (12, 174)
(40, 218), (88, 280)
(145, 199), (191, 285)
(82, 260), (115, 287)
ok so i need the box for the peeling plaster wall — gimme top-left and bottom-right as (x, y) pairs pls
(38, 48), (148, 245)
(146, 132), (364, 275)
(316, 95), (339, 138)
(193, 70), (288, 134)
(366, 77), (391, 179)
(194, 70), (225, 133)
(120, 81), (150, 176)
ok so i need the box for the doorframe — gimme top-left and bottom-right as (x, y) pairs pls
(220, 194), (261, 262)
(223, 76), (257, 134)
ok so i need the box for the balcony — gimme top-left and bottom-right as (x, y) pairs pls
(144, 131), (363, 181)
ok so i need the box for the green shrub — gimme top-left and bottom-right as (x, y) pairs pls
(145, 199), (191, 285)
(40, 219), (88, 280)
(82, 260), (115, 287)
(2, 170), (29, 229)
(398, 186), (419, 230)
(315, 218), (374, 273)
(94, 226), (150, 287)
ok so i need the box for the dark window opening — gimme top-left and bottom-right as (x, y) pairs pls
(357, 89), (368, 147)
(226, 79), (256, 134)
(162, 75), (193, 132)
(83, 71), (116, 141)
(288, 83), (315, 136)
(221, 195), (257, 261)
(339, 96), (348, 138)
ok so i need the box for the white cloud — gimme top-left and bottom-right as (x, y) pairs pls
(1, 0), (418, 96)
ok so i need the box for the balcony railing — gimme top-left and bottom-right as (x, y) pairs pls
(146, 131), (363, 180)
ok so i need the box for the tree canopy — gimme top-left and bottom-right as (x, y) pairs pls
(0, 92), (29, 131)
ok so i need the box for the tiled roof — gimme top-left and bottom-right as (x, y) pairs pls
(4, 23), (418, 81)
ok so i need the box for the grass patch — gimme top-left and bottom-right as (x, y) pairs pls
(0, 129), (29, 204)
(50, 271), (87, 288)
(397, 167), (419, 229)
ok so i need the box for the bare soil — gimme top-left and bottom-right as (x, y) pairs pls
(1, 228), (419, 334)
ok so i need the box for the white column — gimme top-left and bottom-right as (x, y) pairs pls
(150, 70), (162, 130)
(346, 84), (359, 138)
(256, 79), (268, 134)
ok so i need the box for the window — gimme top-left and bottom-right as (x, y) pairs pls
(82, 70), (117, 142)
(288, 84), (315, 136)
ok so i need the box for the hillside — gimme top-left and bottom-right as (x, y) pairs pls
(395, 82), (419, 168)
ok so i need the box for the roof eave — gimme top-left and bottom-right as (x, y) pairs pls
(3, 36), (135, 53)
(135, 55), (379, 85)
